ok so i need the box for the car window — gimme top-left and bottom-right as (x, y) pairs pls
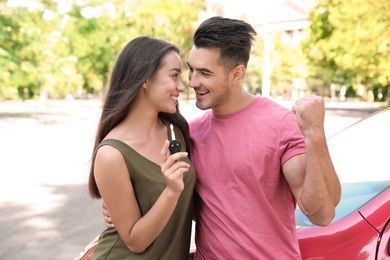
(295, 180), (390, 227)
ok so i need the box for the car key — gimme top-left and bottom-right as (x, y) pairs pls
(169, 124), (182, 154)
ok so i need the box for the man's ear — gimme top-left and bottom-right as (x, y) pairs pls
(231, 65), (246, 81)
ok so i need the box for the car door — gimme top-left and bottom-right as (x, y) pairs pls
(376, 217), (390, 260)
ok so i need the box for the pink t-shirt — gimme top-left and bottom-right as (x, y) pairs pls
(190, 97), (305, 259)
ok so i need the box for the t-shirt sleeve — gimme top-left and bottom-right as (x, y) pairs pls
(279, 111), (305, 165)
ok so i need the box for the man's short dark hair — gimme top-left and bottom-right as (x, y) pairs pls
(193, 16), (257, 72)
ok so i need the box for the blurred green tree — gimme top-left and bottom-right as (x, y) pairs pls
(0, 0), (205, 101)
(304, 0), (390, 102)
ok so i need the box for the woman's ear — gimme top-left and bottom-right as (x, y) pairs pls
(142, 80), (148, 89)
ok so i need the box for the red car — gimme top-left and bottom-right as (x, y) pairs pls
(296, 106), (390, 259)
(77, 107), (390, 260)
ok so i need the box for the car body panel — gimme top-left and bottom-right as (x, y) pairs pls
(377, 217), (390, 260)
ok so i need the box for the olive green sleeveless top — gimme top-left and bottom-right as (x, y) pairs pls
(93, 121), (196, 260)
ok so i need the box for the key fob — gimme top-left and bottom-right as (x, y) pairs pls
(169, 140), (182, 154)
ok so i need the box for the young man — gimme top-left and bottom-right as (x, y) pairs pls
(187, 16), (340, 259)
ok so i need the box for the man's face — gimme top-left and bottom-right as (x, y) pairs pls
(187, 46), (231, 111)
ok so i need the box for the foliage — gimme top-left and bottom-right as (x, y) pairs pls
(270, 32), (309, 98)
(2, 0), (389, 102)
(304, 0), (390, 101)
(0, 0), (205, 101)
(245, 34), (264, 95)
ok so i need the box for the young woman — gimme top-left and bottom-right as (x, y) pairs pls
(88, 36), (196, 259)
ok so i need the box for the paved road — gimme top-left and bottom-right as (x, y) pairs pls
(0, 99), (384, 260)
(0, 100), (103, 260)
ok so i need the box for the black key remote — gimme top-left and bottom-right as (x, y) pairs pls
(169, 140), (182, 154)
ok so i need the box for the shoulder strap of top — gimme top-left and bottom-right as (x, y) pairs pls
(98, 139), (131, 153)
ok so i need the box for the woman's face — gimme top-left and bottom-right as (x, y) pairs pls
(145, 50), (185, 114)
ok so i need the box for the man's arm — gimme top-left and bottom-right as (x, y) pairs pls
(102, 202), (114, 228)
(284, 95), (341, 226)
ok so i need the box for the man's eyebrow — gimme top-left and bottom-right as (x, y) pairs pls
(186, 62), (213, 74)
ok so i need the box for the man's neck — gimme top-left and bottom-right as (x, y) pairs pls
(212, 91), (256, 116)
